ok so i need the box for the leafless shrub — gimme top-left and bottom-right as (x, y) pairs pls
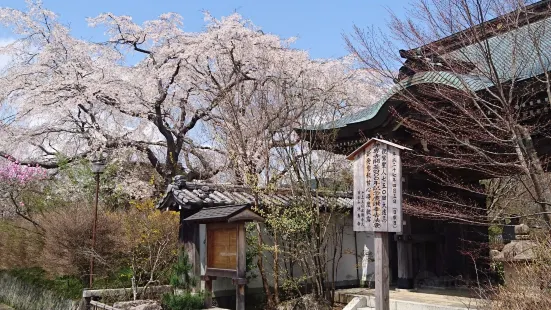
(38, 203), (124, 279)
(0, 219), (42, 269)
(483, 238), (551, 309)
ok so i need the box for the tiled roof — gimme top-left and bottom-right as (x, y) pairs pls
(184, 205), (248, 222)
(157, 179), (353, 211)
(309, 71), (493, 130)
(309, 15), (551, 131)
(445, 16), (551, 82)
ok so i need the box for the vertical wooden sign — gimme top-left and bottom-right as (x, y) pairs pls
(353, 148), (371, 231)
(388, 146), (403, 233)
(350, 139), (407, 233)
(348, 138), (410, 310)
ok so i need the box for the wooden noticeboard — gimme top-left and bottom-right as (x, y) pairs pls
(207, 224), (237, 270)
(347, 138), (410, 233)
(347, 138), (410, 310)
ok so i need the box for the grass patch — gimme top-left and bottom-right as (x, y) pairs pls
(0, 269), (78, 310)
(4, 267), (84, 300)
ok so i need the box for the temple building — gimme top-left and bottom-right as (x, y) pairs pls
(297, 0), (551, 289)
(158, 0), (551, 307)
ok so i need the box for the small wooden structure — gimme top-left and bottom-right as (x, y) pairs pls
(157, 180), (353, 307)
(185, 205), (264, 310)
(348, 138), (410, 310)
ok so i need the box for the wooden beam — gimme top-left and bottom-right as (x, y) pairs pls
(205, 268), (236, 278)
(201, 275), (216, 308)
(375, 232), (390, 310)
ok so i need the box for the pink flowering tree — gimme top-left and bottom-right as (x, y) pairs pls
(0, 157), (48, 229)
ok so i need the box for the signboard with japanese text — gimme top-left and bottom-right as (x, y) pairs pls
(207, 223), (238, 270)
(348, 139), (408, 233)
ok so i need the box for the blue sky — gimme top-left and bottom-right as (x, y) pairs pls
(0, 0), (411, 60)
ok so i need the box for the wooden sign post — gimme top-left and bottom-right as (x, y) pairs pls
(347, 138), (410, 310)
(184, 205), (264, 310)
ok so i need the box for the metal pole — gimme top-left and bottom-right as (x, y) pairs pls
(90, 172), (100, 288)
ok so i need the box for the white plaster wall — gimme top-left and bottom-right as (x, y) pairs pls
(326, 214), (375, 283)
(199, 214), (375, 295)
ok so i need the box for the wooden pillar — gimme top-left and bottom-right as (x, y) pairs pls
(84, 297), (91, 310)
(202, 275), (215, 308)
(397, 215), (413, 289)
(236, 222), (246, 310)
(180, 211), (201, 291)
(375, 232), (390, 310)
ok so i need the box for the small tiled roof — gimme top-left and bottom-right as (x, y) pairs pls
(184, 205), (248, 222)
(157, 178), (353, 211)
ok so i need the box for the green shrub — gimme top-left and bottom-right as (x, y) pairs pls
(169, 253), (197, 290)
(161, 292), (205, 310)
(92, 266), (133, 290)
(162, 254), (204, 310)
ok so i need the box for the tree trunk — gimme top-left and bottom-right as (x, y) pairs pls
(273, 231), (280, 305)
(515, 125), (551, 228)
(131, 275), (138, 301)
(255, 223), (275, 308)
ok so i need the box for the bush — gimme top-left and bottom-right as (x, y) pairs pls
(484, 238), (551, 309)
(169, 253), (197, 290)
(0, 219), (42, 270)
(161, 292), (205, 310)
(39, 203), (125, 279)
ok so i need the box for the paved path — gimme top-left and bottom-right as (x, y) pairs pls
(337, 287), (484, 309)
(0, 304), (13, 310)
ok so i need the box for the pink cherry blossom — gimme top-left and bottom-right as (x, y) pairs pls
(0, 160), (48, 185)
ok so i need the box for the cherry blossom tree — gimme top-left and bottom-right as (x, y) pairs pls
(0, 158), (47, 228)
(0, 2), (380, 186)
(200, 25), (382, 304)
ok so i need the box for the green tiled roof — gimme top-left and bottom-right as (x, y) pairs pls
(445, 16), (551, 82)
(313, 71), (493, 130)
(314, 15), (551, 131)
